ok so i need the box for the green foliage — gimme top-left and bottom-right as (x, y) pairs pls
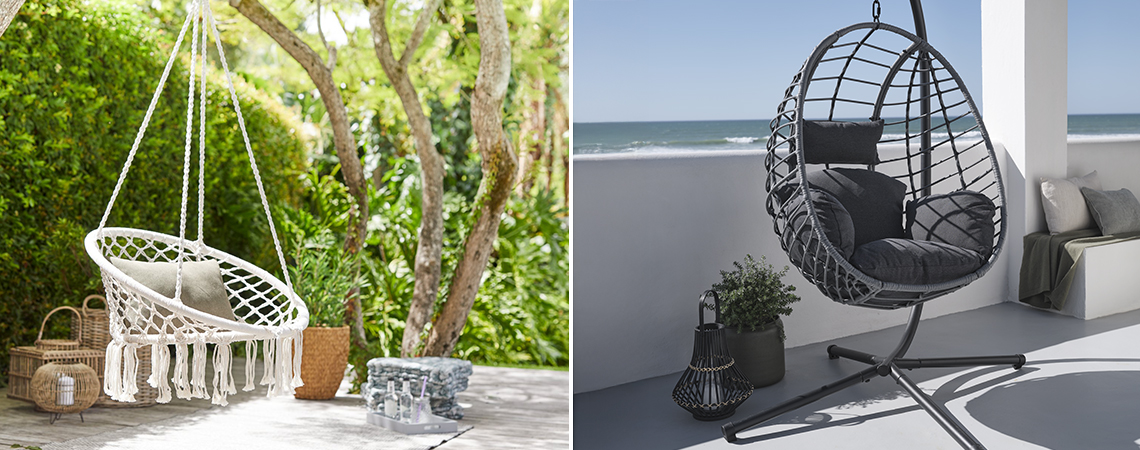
(712, 255), (801, 338)
(0, 0), (306, 381)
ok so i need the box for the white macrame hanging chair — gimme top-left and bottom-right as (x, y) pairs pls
(84, 0), (308, 406)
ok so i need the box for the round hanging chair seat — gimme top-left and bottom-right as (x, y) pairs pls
(85, 228), (308, 345)
(764, 22), (1006, 310)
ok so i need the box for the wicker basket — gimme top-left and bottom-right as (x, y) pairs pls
(293, 326), (350, 400)
(70, 295), (112, 351)
(8, 345), (104, 404)
(6, 304), (158, 407)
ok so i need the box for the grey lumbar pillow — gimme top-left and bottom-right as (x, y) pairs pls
(1040, 170), (1102, 234)
(801, 119), (884, 165)
(110, 257), (236, 321)
(1079, 187), (1140, 235)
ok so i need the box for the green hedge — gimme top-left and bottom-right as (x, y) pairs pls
(0, 0), (306, 381)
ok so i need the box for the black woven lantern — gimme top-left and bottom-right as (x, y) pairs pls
(672, 291), (753, 421)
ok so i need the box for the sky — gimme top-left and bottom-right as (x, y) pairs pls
(573, 0), (1140, 123)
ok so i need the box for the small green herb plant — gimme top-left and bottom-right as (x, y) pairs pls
(289, 240), (361, 328)
(712, 255), (800, 340)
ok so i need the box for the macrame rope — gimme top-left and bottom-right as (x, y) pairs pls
(204, 1), (294, 292)
(196, 0), (208, 248)
(149, 343), (173, 403)
(97, 9), (196, 232)
(104, 341), (123, 401)
(291, 330), (304, 388)
(174, 342), (191, 399)
(191, 339), (209, 399)
(120, 344), (140, 403)
(174, 0), (202, 303)
(212, 339), (234, 406)
(260, 338), (276, 390)
(244, 340), (256, 392)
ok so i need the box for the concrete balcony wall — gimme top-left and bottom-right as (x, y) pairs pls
(573, 147), (1013, 394)
(1067, 138), (1140, 193)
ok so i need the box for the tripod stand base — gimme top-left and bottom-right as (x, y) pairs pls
(721, 305), (1025, 449)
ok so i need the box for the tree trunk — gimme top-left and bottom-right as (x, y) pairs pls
(423, 0), (515, 357)
(228, 0), (369, 347)
(0, 0), (25, 39)
(367, 0), (446, 358)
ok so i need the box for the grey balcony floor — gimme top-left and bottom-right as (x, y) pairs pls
(575, 301), (1140, 449)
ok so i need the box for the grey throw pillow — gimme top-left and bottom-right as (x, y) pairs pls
(806, 168), (907, 248)
(905, 191), (997, 258)
(801, 119), (884, 165)
(851, 238), (985, 285)
(110, 257), (236, 322)
(1040, 171), (1102, 234)
(1079, 187), (1140, 235)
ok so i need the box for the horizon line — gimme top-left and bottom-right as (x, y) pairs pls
(574, 112), (1140, 125)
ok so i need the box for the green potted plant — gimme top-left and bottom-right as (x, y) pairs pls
(713, 254), (800, 388)
(290, 242), (360, 400)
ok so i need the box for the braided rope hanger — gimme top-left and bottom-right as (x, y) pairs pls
(96, 0), (293, 298)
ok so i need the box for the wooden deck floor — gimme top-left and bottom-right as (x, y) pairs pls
(0, 360), (568, 449)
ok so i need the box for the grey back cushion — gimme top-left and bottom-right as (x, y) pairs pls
(1080, 187), (1140, 235)
(905, 191), (996, 258)
(801, 119), (884, 165)
(782, 189), (856, 277)
(110, 257), (236, 322)
(806, 168), (907, 248)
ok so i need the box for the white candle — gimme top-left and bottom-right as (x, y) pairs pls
(58, 374), (75, 406)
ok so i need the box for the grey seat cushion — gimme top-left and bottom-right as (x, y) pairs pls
(801, 119), (884, 165)
(110, 257), (236, 322)
(905, 190), (996, 258)
(1080, 187), (1140, 235)
(806, 168), (907, 248)
(782, 189), (856, 276)
(851, 238), (985, 285)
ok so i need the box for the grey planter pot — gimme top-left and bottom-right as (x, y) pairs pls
(724, 318), (785, 388)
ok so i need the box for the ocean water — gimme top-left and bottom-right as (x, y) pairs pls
(574, 114), (1140, 155)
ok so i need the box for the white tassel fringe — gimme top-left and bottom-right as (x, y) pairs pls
(173, 342), (191, 399)
(243, 340), (256, 392)
(191, 340), (208, 399)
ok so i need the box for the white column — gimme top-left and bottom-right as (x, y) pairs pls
(982, 0), (1067, 301)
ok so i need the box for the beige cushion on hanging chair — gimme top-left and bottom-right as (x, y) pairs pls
(110, 257), (236, 322)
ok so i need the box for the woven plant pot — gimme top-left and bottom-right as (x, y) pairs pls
(293, 326), (349, 400)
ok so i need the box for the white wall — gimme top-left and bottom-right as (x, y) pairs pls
(1068, 138), (1140, 194)
(981, 0), (1068, 303)
(572, 150), (1010, 394)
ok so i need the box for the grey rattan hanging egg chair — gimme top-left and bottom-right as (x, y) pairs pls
(766, 21), (1006, 309)
(722, 4), (1026, 449)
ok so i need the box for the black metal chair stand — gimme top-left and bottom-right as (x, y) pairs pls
(721, 303), (1024, 449)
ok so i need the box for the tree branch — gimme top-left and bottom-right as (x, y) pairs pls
(0, 0), (26, 39)
(399, 0), (442, 68)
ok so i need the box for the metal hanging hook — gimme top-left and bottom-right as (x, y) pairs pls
(872, 0), (881, 23)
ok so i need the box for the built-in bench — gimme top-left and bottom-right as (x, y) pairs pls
(1060, 238), (1140, 319)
